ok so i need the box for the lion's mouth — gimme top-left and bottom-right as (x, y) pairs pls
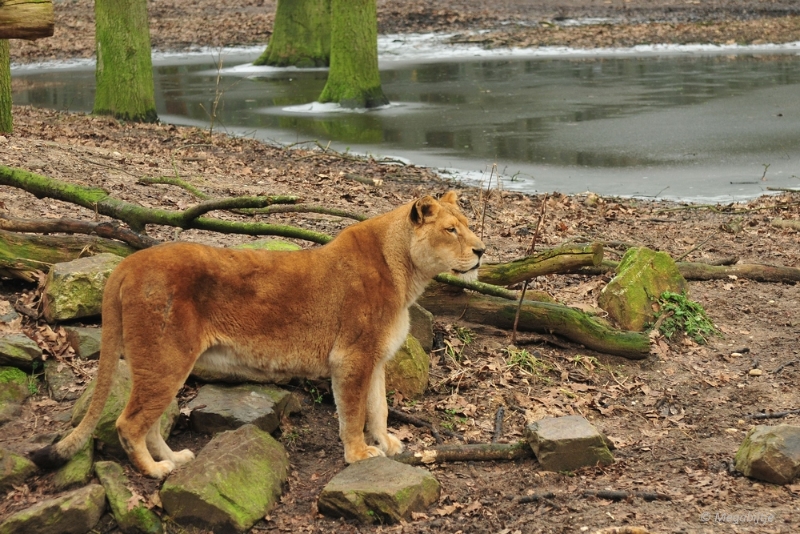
(451, 262), (480, 275)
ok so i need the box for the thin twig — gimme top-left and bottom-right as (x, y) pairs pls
(512, 194), (548, 344)
(745, 408), (800, 420)
(583, 489), (672, 502)
(492, 406), (505, 443)
(773, 359), (799, 374)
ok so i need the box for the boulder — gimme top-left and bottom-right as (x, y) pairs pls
(0, 334), (43, 372)
(160, 424), (289, 533)
(385, 334), (429, 399)
(0, 366), (32, 425)
(318, 456), (440, 524)
(44, 359), (82, 402)
(53, 438), (94, 491)
(64, 326), (102, 360)
(71, 359), (179, 457)
(597, 247), (688, 331)
(95, 461), (163, 534)
(525, 415), (614, 472)
(0, 483), (106, 534)
(409, 303), (434, 352)
(188, 383), (300, 434)
(734, 424), (800, 485)
(0, 447), (37, 493)
(233, 239), (301, 252)
(42, 253), (124, 322)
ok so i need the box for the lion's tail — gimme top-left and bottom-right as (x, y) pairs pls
(29, 273), (125, 469)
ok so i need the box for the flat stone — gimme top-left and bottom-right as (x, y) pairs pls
(188, 383), (300, 435)
(0, 483), (106, 534)
(525, 415), (614, 472)
(735, 424), (800, 485)
(95, 461), (163, 534)
(64, 326), (102, 360)
(53, 438), (94, 491)
(409, 303), (434, 352)
(44, 359), (82, 402)
(0, 334), (43, 372)
(598, 247), (688, 331)
(385, 334), (429, 399)
(0, 366), (32, 426)
(0, 447), (38, 493)
(71, 359), (178, 457)
(42, 253), (124, 322)
(160, 424), (289, 533)
(318, 456), (440, 524)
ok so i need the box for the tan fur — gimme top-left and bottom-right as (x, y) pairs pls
(35, 192), (484, 479)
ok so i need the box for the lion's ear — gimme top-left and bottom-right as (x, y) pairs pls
(440, 191), (458, 205)
(410, 195), (440, 225)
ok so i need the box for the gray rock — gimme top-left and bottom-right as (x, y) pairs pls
(64, 326), (102, 360)
(161, 424), (289, 533)
(735, 424), (800, 485)
(95, 461), (163, 534)
(0, 447), (38, 493)
(71, 359), (179, 457)
(0, 334), (43, 372)
(0, 483), (106, 534)
(0, 366), (32, 425)
(53, 438), (94, 491)
(188, 383), (300, 434)
(385, 334), (429, 399)
(233, 239), (301, 252)
(44, 359), (82, 402)
(597, 247), (688, 331)
(318, 456), (440, 524)
(42, 253), (124, 322)
(409, 303), (434, 352)
(525, 415), (614, 472)
(0, 301), (20, 323)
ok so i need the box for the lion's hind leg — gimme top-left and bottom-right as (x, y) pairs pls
(146, 422), (195, 467)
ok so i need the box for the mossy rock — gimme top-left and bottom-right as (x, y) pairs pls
(42, 253), (124, 322)
(0, 366), (33, 425)
(53, 438), (94, 491)
(0, 334), (43, 372)
(598, 247), (688, 331)
(0, 447), (38, 493)
(95, 461), (163, 534)
(385, 335), (429, 399)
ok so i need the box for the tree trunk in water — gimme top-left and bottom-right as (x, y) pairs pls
(318, 0), (387, 108)
(93, 0), (157, 123)
(255, 0), (331, 67)
(0, 40), (10, 133)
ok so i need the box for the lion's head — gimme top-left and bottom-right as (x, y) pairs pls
(409, 191), (485, 281)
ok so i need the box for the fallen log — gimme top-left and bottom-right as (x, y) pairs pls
(478, 243), (603, 285)
(419, 286), (650, 359)
(0, 228), (136, 281)
(393, 441), (533, 465)
(771, 218), (800, 231)
(578, 259), (800, 283)
(0, 212), (159, 249)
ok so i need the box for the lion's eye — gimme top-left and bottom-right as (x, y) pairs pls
(447, 227), (458, 235)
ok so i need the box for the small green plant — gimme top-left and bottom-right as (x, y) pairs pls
(504, 347), (552, 382)
(304, 380), (324, 404)
(454, 326), (473, 345)
(28, 361), (42, 395)
(444, 326), (474, 363)
(655, 291), (720, 344)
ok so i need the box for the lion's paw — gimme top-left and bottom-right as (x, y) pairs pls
(345, 445), (386, 463)
(379, 433), (404, 456)
(172, 449), (195, 467)
(147, 460), (176, 480)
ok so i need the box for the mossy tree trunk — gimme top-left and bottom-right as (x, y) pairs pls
(0, 39), (10, 133)
(318, 0), (387, 109)
(93, 0), (157, 123)
(255, 0), (331, 68)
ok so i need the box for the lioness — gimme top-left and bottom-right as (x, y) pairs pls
(31, 191), (485, 479)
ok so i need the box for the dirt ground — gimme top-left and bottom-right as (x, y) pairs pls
(2, 1), (800, 533)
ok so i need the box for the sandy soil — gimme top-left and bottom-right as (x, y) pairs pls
(2, 1), (800, 533)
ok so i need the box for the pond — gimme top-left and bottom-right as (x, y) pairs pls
(11, 37), (800, 202)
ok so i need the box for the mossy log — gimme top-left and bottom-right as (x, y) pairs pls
(419, 285), (650, 359)
(579, 259), (800, 284)
(0, 165), (331, 244)
(393, 441), (533, 465)
(771, 218), (800, 231)
(0, 212), (159, 249)
(479, 243), (603, 286)
(0, 0), (53, 39)
(0, 228), (136, 281)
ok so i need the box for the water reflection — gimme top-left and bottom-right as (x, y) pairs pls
(11, 51), (800, 199)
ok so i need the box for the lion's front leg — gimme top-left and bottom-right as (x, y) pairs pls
(366, 360), (403, 457)
(331, 362), (385, 463)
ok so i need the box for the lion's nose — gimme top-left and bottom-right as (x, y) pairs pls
(473, 247), (485, 259)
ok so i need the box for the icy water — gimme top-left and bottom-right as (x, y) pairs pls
(11, 40), (800, 202)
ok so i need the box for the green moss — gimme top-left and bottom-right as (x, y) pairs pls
(0, 366), (26, 384)
(655, 291), (720, 344)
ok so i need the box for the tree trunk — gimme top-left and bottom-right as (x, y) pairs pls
(93, 0), (157, 122)
(479, 243), (603, 286)
(255, 0), (331, 68)
(318, 0), (387, 108)
(0, 39), (9, 133)
(419, 286), (651, 359)
(0, 0), (54, 39)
